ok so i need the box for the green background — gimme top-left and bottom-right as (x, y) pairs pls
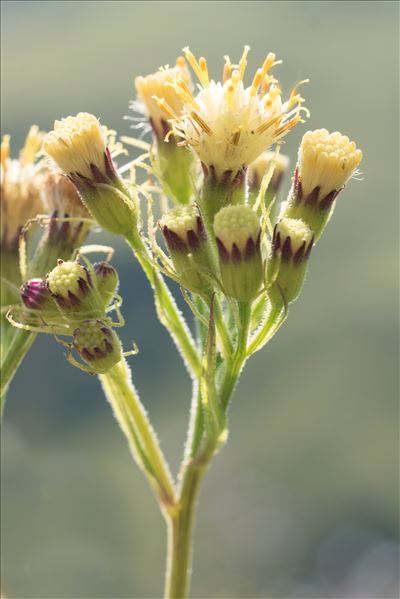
(1, 1), (399, 597)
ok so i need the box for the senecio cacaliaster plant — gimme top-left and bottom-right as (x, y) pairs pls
(1, 46), (362, 598)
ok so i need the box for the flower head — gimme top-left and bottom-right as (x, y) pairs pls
(159, 205), (211, 293)
(73, 319), (122, 374)
(297, 129), (362, 201)
(135, 57), (191, 139)
(43, 112), (111, 181)
(1, 127), (44, 250)
(268, 217), (313, 303)
(44, 113), (137, 236)
(213, 205), (263, 302)
(281, 129), (363, 240)
(158, 46), (307, 179)
(248, 150), (290, 197)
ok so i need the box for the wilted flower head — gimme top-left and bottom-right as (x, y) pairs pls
(158, 46), (307, 179)
(1, 127), (44, 250)
(43, 112), (111, 181)
(135, 57), (191, 140)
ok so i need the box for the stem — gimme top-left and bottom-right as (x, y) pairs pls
(247, 296), (285, 356)
(99, 358), (176, 511)
(125, 231), (201, 379)
(1, 329), (36, 414)
(220, 301), (251, 411)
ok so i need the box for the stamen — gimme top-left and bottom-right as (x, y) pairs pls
(223, 56), (232, 83)
(190, 111), (212, 134)
(250, 69), (263, 96)
(238, 45), (250, 80)
(153, 96), (179, 120)
(183, 47), (207, 88)
(199, 57), (210, 87)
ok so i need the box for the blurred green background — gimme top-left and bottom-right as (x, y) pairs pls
(1, 1), (399, 598)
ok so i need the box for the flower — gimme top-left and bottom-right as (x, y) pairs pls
(267, 217), (313, 303)
(43, 112), (111, 181)
(43, 113), (137, 236)
(296, 129), (363, 202)
(281, 129), (363, 240)
(159, 205), (211, 293)
(248, 150), (290, 197)
(73, 319), (122, 373)
(213, 205), (263, 302)
(1, 127), (44, 251)
(135, 57), (191, 139)
(158, 46), (307, 180)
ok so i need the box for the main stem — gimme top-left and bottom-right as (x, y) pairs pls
(165, 465), (203, 599)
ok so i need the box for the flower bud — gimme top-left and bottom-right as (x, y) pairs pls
(20, 278), (55, 311)
(213, 206), (262, 302)
(267, 217), (313, 303)
(248, 151), (289, 215)
(46, 259), (105, 318)
(43, 113), (136, 236)
(134, 59), (194, 204)
(159, 205), (211, 293)
(281, 129), (362, 240)
(93, 261), (119, 306)
(73, 319), (122, 374)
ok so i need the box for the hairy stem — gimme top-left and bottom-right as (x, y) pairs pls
(125, 231), (201, 379)
(100, 358), (177, 512)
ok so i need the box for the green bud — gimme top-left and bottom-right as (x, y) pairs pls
(46, 259), (105, 318)
(213, 206), (263, 303)
(267, 217), (313, 303)
(93, 262), (119, 306)
(159, 205), (212, 294)
(73, 319), (122, 373)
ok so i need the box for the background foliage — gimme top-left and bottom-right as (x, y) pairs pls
(1, 1), (399, 597)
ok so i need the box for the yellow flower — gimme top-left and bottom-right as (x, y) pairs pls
(157, 46), (307, 179)
(1, 127), (44, 250)
(298, 129), (362, 200)
(43, 113), (109, 180)
(135, 57), (191, 139)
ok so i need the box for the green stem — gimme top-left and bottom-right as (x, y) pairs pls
(99, 358), (176, 512)
(220, 301), (251, 411)
(125, 231), (201, 379)
(1, 329), (36, 414)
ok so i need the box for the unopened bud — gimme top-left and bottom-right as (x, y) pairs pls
(159, 205), (211, 293)
(281, 129), (362, 240)
(213, 206), (262, 302)
(46, 259), (104, 318)
(267, 217), (313, 303)
(20, 278), (55, 311)
(93, 262), (119, 306)
(73, 319), (122, 373)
